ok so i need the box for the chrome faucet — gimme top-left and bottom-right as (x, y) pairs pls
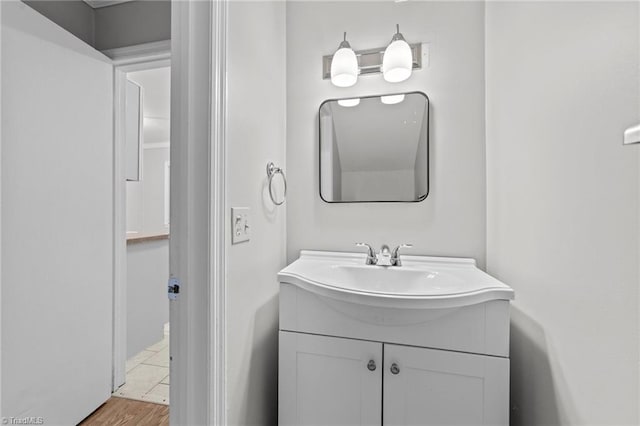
(355, 243), (377, 265)
(377, 245), (393, 266)
(390, 244), (412, 266)
(356, 243), (412, 266)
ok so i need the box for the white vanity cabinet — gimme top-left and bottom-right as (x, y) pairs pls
(279, 332), (382, 426)
(278, 251), (514, 426)
(382, 344), (509, 426)
(279, 330), (508, 426)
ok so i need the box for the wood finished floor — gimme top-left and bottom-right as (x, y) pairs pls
(79, 397), (169, 426)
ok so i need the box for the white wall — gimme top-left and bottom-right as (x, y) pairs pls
(486, 2), (639, 424)
(126, 147), (170, 236)
(342, 169), (414, 201)
(287, 1), (486, 266)
(226, 2), (286, 425)
(127, 239), (169, 358)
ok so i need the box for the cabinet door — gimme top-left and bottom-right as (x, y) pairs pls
(125, 80), (143, 181)
(279, 331), (382, 426)
(383, 344), (509, 426)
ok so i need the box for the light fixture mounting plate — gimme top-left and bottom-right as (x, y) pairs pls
(323, 43), (422, 80)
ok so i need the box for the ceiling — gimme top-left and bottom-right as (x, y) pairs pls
(83, 0), (134, 9)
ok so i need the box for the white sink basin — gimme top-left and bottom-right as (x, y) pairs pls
(278, 250), (514, 309)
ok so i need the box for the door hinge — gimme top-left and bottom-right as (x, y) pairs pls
(168, 277), (180, 300)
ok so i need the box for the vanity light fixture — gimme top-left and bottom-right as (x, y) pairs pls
(380, 94), (405, 105)
(323, 29), (422, 84)
(382, 24), (413, 83)
(624, 124), (640, 145)
(337, 98), (360, 107)
(330, 32), (358, 88)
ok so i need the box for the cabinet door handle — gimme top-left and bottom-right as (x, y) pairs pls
(367, 360), (377, 371)
(390, 363), (400, 375)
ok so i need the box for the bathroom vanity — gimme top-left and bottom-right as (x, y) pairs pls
(278, 250), (514, 425)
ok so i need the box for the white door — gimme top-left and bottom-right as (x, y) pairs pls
(279, 331), (382, 426)
(1, 3), (114, 424)
(383, 344), (509, 426)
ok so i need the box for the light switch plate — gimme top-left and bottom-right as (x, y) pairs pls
(231, 207), (251, 244)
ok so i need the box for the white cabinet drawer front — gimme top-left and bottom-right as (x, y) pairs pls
(383, 344), (509, 426)
(279, 331), (382, 426)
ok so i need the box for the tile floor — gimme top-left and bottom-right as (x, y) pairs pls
(113, 323), (170, 405)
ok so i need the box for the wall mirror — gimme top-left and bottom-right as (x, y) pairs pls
(319, 92), (429, 203)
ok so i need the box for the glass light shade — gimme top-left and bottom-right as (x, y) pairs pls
(337, 98), (360, 107)
(380, 94), (405, 105)
(331, 47), (358, 88)
(382, 40), (412, 83)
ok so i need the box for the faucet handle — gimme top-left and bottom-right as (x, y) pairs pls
(356, 243), (377, 265)
(391, 244), (412, 266)
(392, 244), (412, 255)
(356, 242), (374, 252)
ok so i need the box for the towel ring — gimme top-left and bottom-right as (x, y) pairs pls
(266, 162), (287, 206)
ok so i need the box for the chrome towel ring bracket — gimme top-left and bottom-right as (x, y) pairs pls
(266, 162), (287, 206)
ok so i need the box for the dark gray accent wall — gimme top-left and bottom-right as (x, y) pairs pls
(22, 0), (170, 51)
(23, 1), (95, 46)
(94, 1), (170, 51)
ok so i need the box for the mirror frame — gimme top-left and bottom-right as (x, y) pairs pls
(318, 91), (430, 203)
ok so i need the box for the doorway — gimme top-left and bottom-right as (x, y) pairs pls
(111, 56), (171, 406)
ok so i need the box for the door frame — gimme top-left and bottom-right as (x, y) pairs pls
(111, 43), (171, 392)
(0, 1), (4, 416)
(169, 1), (228, 424)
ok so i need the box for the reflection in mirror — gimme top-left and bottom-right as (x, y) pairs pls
(319, 92), (429, 203)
